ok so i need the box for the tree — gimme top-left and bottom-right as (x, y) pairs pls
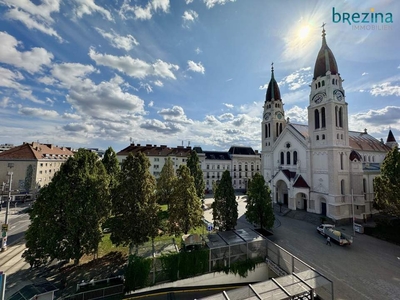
(24, 149), (111, 266)
(212, 170), (238, 231)
(110, 152), (160, 253)
(373, 146), (400, 217)
(169, 165), (203, 235)
(156, 157), (176, 208)
(245, 173), (275, 230)
(102, 147), (120, 188)
(186, 151), (205, 200)
(24, 164), (33, 193)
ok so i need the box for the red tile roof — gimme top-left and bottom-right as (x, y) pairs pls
(0, 142), (73, 160)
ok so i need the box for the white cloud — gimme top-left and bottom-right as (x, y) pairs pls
(73, 0), (113, 21)
(278, 67), (312, 91)
(140, 119), (184, 134)
(195, 47), (202, 54)
(1, 97), (10, 108)
(66, 75), (146, 121)
(63, 122), (94, 132)
(139, 82), (153, 93)
(219, 113), (234, 120)
(186, 0), (194, 4)
(153, 80), (163, 87)
(362, 72), (368, 76)
(89, 48), (179, 79)
(18, 107), (59, 118)
(351, 106), (400, 127)
(204, 0), (236, 9)
(223, 103), (234, 109)
(1, 0), (62, 41)
(95, 28), (139, 51)
(119, 0), (169, 20)
(62, 113), (82, 120)
(182, 10), (198, 28)
(148, 101), (154, 107)
(187, 60), (205, 74)
(370, 82), (400, 97)
(285, 105), (308, 124)
(157, 105), (193, 124)
(51, 63), (97, 87)
(0, 67), (43, 103)
(0, 31), (54, 73)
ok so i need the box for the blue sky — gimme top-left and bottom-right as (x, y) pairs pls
(0, 0), (399, 152)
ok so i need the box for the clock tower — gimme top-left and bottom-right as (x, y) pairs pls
(308, 26), (351, 210)
(262, 64), (286, 153)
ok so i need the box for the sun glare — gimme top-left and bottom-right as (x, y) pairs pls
(298, 25), (310, 39)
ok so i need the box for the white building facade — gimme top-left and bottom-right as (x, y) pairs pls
(261, 29), (397, 223)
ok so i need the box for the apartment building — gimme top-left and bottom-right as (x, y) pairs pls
(0, 142), (74, 195)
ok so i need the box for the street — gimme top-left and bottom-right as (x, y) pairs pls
(204, 194), (400, 300)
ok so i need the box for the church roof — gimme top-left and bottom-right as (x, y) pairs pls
(293, 175), (310, 188)
(228, 146), (256, 155)
(349, 150), (362, 161)
(287, 124), (391, 153)
(265, 65), (281, 102)
(386, 129), (397, 143)
(313, 28), (338, 80)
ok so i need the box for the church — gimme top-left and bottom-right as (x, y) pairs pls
(261, 27), (398, 223)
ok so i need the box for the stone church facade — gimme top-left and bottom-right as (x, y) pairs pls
(261, 28), (398, 222)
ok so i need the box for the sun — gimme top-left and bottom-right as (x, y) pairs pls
(298, 25), (310, 39)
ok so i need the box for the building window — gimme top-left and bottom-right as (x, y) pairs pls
(280, 152), (284, 165)
(286, 152), (291, 165)
(293, 151), (298, 165)
(332, 78), (335, 85)
(316, 135), (319, 140)
(322, 80), (325, 86)
(279, 123), (283, 134)
(265, 124), (268, 138)
(363, 178), (367, 200)
(40, 163), (43, 167)
(341, 179), (345, 195)
(322, 134), (325, 140)
(268, 123), (271, 137)
(340, 153), (344, 170)
(276, 123), (279, 137)
(321, 107), (326, 128)
(314, 109), (320, 129)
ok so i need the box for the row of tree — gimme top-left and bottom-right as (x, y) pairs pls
(23, 146), (275, 266)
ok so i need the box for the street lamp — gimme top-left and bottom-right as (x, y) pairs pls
(1, 163), (14, 252)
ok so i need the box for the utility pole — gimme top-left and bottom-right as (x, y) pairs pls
(1, 163), (13, 252)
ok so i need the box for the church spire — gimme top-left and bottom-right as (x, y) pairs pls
(265, 62), (281, 102)
(313, 24), (338, 80)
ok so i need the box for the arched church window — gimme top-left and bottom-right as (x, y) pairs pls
(364, 155), (366, 162)
(280, 152), (284, 165)
(321, 107), (326, 128)
(279, 123), (283, 134)
(316, 135), (319, 140)
(363, 178), (367, 200)
(338, 107), (343, 127)
(336, 79), (338, 85)
(322, 134), (325, 140)
(286, 152), (291, 165)
(318, 82), (321, 88)
(268, 123), (271, 137)
(322, 80), (325, 86)
(265, 124), (268, 138)
(341, 134), (343, 139)
(335, 106), (338, 127)
(340, 179), (345, 202)
(340, 153), (344, 170)
(315, 84), (317, 89)
(337, 134), (339, 139)
(332, 78), (335, 85)
(276, 123), (279, 137)
(314, 109), (320, 129)
(293, 151), (298, 165)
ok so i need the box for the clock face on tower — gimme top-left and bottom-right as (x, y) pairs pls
(276, 112), (283, 119)
(312, 93), (324, 104)
(333, 89), (344, 101)
(263, 112), (271, 120)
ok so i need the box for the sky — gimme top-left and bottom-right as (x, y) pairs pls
(0, 0), (399, 152)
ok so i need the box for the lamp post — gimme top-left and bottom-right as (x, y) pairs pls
(1, 163), (13, 252)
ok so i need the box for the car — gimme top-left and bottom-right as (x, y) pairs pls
(316, 224), (335, 236)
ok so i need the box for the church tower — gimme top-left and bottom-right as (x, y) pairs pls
(385, 129), (398, 149)
(308, 26), (352, 213)
(261, 64), (286, 182)
(262, 64), (286, 152)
